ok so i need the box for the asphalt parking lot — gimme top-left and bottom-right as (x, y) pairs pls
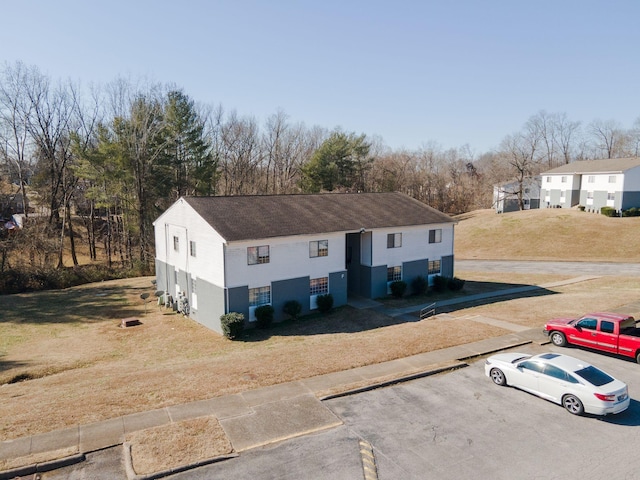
(325, 343), (640, 480)
(40, 342), (640, 480)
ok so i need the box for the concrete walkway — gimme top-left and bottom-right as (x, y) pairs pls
(0, 274), (633, 479)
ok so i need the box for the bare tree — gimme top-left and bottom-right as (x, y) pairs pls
(589, 119), (625, 159)
(0, 62), (35, 219)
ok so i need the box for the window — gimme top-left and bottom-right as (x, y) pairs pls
(248, 245), (270, 265)
(561, 176), (567, 183)
(428, 260), (441, 275)
(173, 236), (179, 251)
(607, 192), (615, 201)
(609, 175), (616, 183)
(387, 233), (402, 248)
(588, 175), (595, 183)
(546, 176), (551, 182)
(601, 321), (614, 334)
(524, 188), (530, 194)
(310, 277), (328, 295)
(574, 366), (614, 387)
(249, 286), (271, 306)
(560, 191), (566, 201)
(519, 361), (545, 373)
(576, 317), (597, 330)
(190, 240), (196, 257)
(429, 229), (442, 244)
(309, 240), (328, 257)
(387, 266), (402, 282)
(587, 192), (594, 199)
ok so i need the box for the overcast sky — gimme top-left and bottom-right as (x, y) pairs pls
(2, 0), (639, 154)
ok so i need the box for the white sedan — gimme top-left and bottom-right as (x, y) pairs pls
(485, 352), (630, 415)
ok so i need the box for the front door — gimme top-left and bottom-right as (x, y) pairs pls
(569, 317), (599, 349)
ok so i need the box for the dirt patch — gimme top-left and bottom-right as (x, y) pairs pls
(125, 416), (232, 476)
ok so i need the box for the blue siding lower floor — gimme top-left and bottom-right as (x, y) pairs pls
(155, 256), (455, 333)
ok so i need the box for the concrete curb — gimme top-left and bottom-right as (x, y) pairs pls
(0, 453), (85, 480)
(123, 442), (238, 480)
(320, 362), (469, 400)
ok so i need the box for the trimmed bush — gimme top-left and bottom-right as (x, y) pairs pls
(623, 207), (640, 217)
(390, 280), (407, 298)
(316, 293), (334, 313)
(448, 277), (466, 291)
(411, 275), (428, 296)
(283, 300), (302, 320)
(601, 206), (617, 217)
(577, 205), (585, 212)
(255, 305), (275, 329)
(433, 275), (448, 293)
(220, 312), (245, 340)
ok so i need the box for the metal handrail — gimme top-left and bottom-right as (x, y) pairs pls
(420, 302), (436, 320)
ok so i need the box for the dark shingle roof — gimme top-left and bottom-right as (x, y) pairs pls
(542, 157), (640, 175)
(184, 192), (455, 242)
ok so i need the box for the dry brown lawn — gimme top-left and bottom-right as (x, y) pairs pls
(455, 208), (640, 262)
(2, 207), (640, 446)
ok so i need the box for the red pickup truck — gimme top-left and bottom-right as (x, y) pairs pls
(544, 312), (640, 363)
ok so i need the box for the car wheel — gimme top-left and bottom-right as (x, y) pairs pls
(550, 332), (567, 347)
(636, 351), (640, 364)
(562, 394), (584, 415)
(490, 368), (507, 386)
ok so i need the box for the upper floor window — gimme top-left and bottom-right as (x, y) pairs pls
(189, 240), (196, 257)
(429, 229), (442, 244)
(561, 176), (567, 183)
(588, 175), (595, 183)
(173, 236), (179, 251)
(249, 286), (271, 306)
(546, 176), (551, 182)
(248, 245), (270, 265)
(310, 240), (328, 257)
(310, 277), (328, 295)
(387, 266), (402, 282)
(608, 175), (616, 183)
(387, 233), (402, 248)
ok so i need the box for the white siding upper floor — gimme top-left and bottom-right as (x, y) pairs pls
(541, 173), (580, 192)
(225, 232), (346, 289)
(370, 223), (454, 267)
(153, 198), (226, 287)
(582, 173), (620, 192)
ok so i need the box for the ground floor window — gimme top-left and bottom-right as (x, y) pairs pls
(387, 266), (402, 282)
(428, 260), (441, 275)
(310, 277), (328, 295)
(249, 286), (271, 306)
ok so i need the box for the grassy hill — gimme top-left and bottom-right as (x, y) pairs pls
(454, 208), (640, 262)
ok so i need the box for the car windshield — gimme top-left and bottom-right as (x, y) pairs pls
(574, 366), (614, 386)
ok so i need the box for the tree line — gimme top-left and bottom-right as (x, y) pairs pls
(1, 61), (639, 275)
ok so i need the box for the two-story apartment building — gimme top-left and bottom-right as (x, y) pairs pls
(153, 193), (456, 334)
(540, 157), (640, 212)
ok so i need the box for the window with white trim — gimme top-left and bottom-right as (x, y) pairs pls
(546, 176), (551, 182)
(607, 192), (615, 200)
(428, 260), (441, 275)
(587, 191), (594, 199)
(609, 175), (616, 183)
(248, 245), (270, 265)
(309, 240), (328, 257)
(387, 233), (402, 248)
(310, 277), (328, 295)
(429, 229), (442, 244)
(561, 176), (567, 183)
(190, 240), (196, 257)
(387, 266), (402, 282)
(249, 286), (271, 306)
(588, 176), (595, 183)
(173, 236), (179, 251)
